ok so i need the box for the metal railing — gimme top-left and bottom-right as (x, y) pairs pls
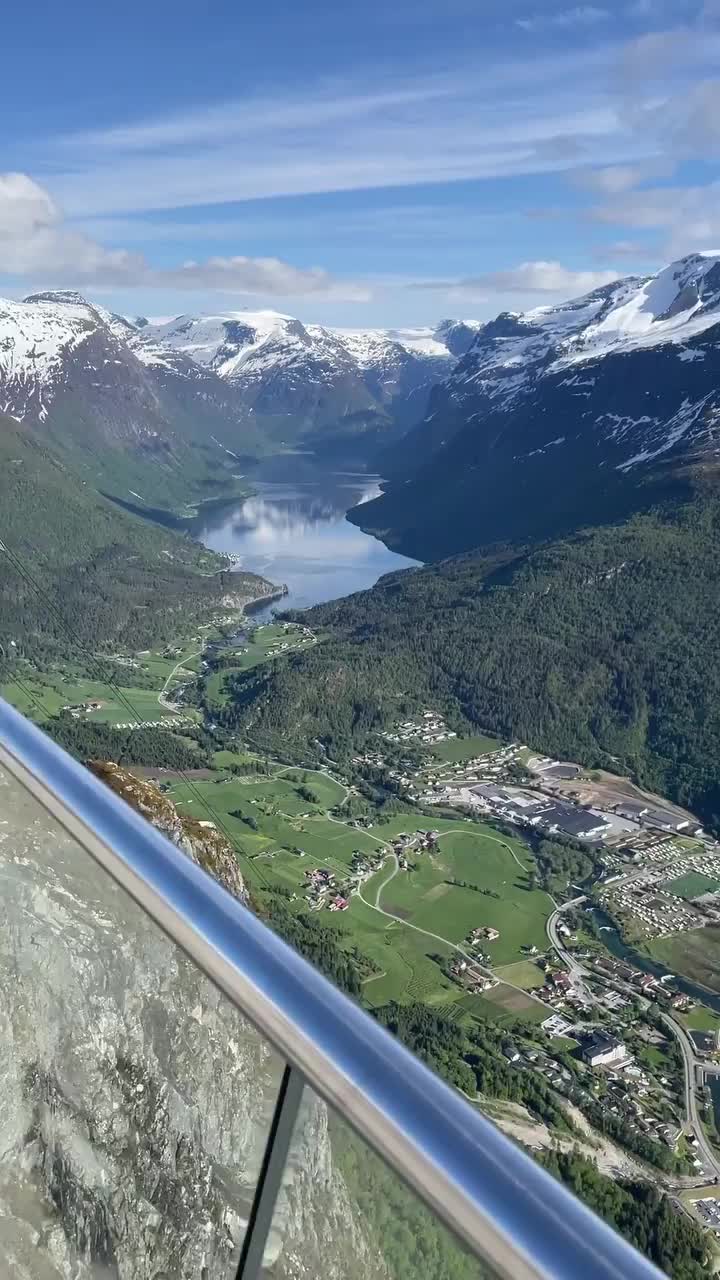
(0, 697), (666, 1280)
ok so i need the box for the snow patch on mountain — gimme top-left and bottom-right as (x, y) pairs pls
(0, 295), (103, 421)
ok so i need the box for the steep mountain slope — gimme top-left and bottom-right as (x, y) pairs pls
(138, 311), (480, 450)
(221, 493), (720, 829)
(0, 291), (266, 511)
(353, 254), (720, 559)
(0, 415), (271, 668)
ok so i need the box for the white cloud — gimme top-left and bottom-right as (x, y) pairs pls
(516, 5), (610, 30)
(416, 261), (620, 297)
(0, 172), (369, 300)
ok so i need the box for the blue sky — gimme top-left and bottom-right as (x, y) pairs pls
(1, 0), (719, 325)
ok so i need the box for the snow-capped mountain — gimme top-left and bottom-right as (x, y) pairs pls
(354, 253), (720, 560)
(0, 290), (271, 507)
(136, 311), (480, 444)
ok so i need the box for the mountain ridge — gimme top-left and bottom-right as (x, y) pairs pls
(136, 310), (481, 448)
(353, 252), (720, 560)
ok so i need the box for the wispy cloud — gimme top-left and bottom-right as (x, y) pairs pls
(0, 173), (369, 299)
(571, 158), (675, 193)
(16, 52), (639, 220)
(515, 5), (610, 31)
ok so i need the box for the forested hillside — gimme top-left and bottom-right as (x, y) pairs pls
(219, 494), (720, 828)
(0, 418), (267, 669)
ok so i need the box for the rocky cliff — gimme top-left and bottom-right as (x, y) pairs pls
(0, 762), (389, 1280)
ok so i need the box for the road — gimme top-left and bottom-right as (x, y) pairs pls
(370, 851), (400, 907)
(356, 854), (550, 1011)
(158, 651), (201, 711)
(274, 764), (351, 806)
(659, 1012), (720, 1180)
(546, 897), (589, 984)
(547, 900), (720, 1182)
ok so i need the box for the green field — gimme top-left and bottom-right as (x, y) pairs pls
(644, 927), (720, 994)
(664, 871), (720, 901)
(0, 672), (188, 726)
(681, 1005), (720, 1032)
(164, 774), (550, 1017)
(0, 632), (215, 727)
(495, 960), (547, 990)
(378, 829), (549, 965)
(429, 734), (502, 763)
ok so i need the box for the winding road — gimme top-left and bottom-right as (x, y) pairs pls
(355, 847), (550, 1011)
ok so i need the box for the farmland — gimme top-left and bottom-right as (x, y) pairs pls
(164, 769), (550, 1022)
(377, 830), (549, 965)
(0, 671), (191, 726)
(644, 927), (720, 994)
(0, 635), (208, 727)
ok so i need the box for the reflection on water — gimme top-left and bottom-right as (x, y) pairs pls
(193, 457), (419, 620)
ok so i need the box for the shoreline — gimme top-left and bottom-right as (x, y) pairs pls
(242, 585), (289, 616)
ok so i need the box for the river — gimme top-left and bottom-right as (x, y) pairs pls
(592, 908), (720, 1013)
(191, 455), (420, 622)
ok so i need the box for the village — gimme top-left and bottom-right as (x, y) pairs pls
(449, 919), (707, 1166)
(301, 828), (444, 912)
(380, 709), (458, 747)
(598, 841), (720, 941)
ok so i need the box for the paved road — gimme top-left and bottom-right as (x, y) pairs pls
(546, 897), (591, 986)
(547, 899), (720, 1182)
(659, 1012), (720, 1181)
(356, 855), (550, 1011)
(158, 651), (200, 711)
(370, 852), (400, 907)
(274, 764), (352, 805)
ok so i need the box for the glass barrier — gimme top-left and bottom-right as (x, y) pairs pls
(0, 761), (285, 1280)
(261, 1084), (493, 1280)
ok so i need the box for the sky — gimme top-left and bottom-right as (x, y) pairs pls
(1, 0), (720, 326)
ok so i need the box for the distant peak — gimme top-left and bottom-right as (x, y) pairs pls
(23, 289), (92, 309)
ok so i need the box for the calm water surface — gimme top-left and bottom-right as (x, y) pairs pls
(193, 456), (419, 621)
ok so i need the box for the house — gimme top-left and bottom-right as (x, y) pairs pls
(583, 1033), (628, 1068)
(551, 971), (571, 992)
(483, 927), (500, 941)
(329, 896), (349, 912)
(502, 1044), (521, 1063)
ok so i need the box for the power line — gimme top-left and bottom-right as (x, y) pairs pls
(0, 538), (251, 858)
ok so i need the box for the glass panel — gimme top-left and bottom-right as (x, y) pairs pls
(0, 761), (285, 1280)
(260, 1085), (494, 1280)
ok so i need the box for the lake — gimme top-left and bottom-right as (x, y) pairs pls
(192, 455), (420, 621)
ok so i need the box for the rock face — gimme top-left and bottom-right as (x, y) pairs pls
(86, 762), (249, 903)
(0, 764), (388, 1280)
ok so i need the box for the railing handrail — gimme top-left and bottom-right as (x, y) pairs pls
(0, 697), (666, 1280)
